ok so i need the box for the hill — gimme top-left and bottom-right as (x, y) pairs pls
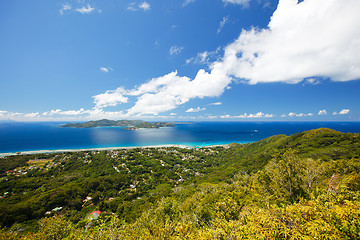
(60, 119), (175, 129)
(0, 128), (359, 239)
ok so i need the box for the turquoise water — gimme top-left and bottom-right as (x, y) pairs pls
(0, 121), (359, 153)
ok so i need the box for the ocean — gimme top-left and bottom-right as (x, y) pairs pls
(0, 121), (359, 154)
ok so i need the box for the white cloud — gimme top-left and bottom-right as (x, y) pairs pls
(100, 67), (109, 73)
(170, 113), (177, 116)
(288, 112), (313, 117)
(58, 109), (88, 116)
(186, 107), (206, 113)
(183, 0), (196, 7)
(220, 112), (273, 119)
(43, 109), (61, 116)
(128, 2), (151, 11)
(0, 111), (40, 121)
(209, 102), (222, 106)
(59, 4), (72, 15)
(42, 109), (90, 116)
(94, 65), (231, 116)
(127, 69), (231, 115)
(75, 4), (95, 14)
(23, 112), (39, 118)
(216, 0), (360, 84)
(170, 46), (184, 55)
(93, 87), (129, 109)
(222, 0), (250, 7)
(318, 110), (327, 115)
(87, 109), (125, 119)
(100, 67), (113, 73)
(217, 16), (229, 34)
(186, 47), (221, 65)
(306, 78), (321, 85)
(90, 0), (360, 117)
(339, 109), (350, 115)
(50, 109), (62, 115)
(288, 112), (296, 117)
(139, 2), (151, 11)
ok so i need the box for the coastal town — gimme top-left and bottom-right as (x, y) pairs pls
(0, 145), (227, 224)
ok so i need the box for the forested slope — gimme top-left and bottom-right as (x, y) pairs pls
(1, 128), (359, 239)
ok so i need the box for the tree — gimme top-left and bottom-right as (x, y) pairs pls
(264, 149), (306, 202)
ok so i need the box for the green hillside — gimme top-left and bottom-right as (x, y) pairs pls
(60, 119), (175, 129)
(1, 128), (359, 239)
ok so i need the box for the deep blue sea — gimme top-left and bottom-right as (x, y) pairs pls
(0, 121), (360, 154)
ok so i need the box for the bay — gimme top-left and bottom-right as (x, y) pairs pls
(0, 121), (360, 154)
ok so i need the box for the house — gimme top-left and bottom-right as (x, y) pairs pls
(90, 211), (101, 219)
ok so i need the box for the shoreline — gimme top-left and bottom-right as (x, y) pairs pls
(0, 143), (234, 158)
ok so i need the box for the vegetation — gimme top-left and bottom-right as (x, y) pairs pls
(60, 119), (175, 129)
(0, 128), (359, 239)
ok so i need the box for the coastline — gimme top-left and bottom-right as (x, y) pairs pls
(3, 121), (358, 158)
(0, 143), (233, 158)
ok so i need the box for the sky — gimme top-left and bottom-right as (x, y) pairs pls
(0, 0), (360, 122)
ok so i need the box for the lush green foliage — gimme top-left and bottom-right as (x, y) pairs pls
(60, 119), (175, 129)
(1, 128), (359, 239)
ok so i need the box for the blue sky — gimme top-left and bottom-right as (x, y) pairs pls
(0, 0), (359, 121)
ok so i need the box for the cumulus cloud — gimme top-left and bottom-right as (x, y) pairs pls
(92, 68), (231, 116)
(222, 0), (251, 7)
(91, 0), (360, 117)
(128, 2), (151, 11)
(0, 111), (40, 121)
(339, 109), (350, 115)
(42, 109), (61, 116)
(59, 4), (72, 15)
(42, 109), (91, 116)
(288, 112), (313, 117)
(318, 110), (327, 115)
(220, 0), (360, 84)
(221, 112), (273, 119)
(23, 112), (39, 118)
(217, 16), (229, 34)
(75, 4), (95, 14)
(139, 2), (151, 11)
(93, 87), (129, 109)
(169, 46), (184, 55)
(186, 107), (206, 113)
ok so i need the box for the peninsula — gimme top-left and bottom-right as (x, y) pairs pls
(60, 119), (175, 130)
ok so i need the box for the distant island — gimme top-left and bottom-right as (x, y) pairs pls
(60, 119), (175, 130)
